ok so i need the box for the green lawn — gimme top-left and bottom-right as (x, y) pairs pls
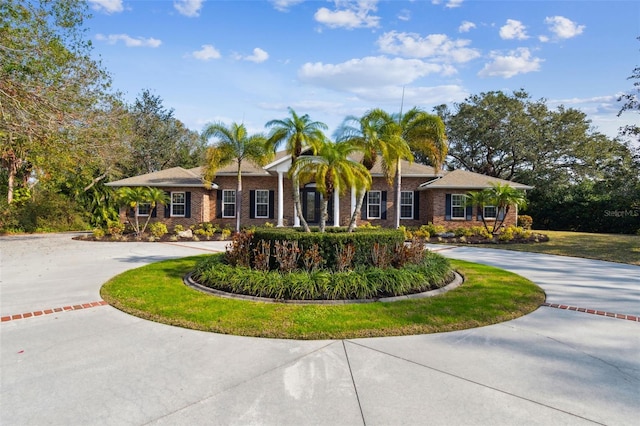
(101, 256), (544, 340)
(473, 230), (640, 266)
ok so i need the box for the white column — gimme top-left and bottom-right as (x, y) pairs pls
(333, 190), (340, 227)
(277, 171), (284, 227)
(350, 186), (356, 216)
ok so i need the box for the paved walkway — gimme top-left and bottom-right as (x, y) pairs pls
(1, 234), (638, 425)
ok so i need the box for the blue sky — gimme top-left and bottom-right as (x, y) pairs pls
(87, 0), (639, 140)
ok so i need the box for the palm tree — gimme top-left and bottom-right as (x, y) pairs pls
(465, 189), (495, 234)
(360, 109), (414, 229)
(489, 182), (528, 233)
(265, 107), (328, 232)
(202, 122), (273, 232)
(334, 113), (386, 232)
(359, 107), (447, 229)
(117, 186), (169, 237)
(467, 183), (527, 234)
(290, 139), (371, 232)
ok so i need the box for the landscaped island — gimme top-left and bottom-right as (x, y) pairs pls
(191, 228), (453, 301)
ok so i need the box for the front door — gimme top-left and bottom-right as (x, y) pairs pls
(301, 189), (333, 225)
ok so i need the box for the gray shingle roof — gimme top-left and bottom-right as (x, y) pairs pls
(418, 169), (533, 190)
(105, 167), (213, 188)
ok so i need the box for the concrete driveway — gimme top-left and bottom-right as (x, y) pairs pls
(1, 234), (638, 425)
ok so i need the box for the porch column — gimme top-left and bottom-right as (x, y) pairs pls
(333, 190), (340, 227)
(350, 186), (356, 216)
(277, 171), (284, 227)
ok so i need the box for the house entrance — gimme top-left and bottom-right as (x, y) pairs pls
(301, 188), (333, 225)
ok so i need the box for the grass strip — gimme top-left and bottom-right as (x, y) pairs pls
(101, 256), (545, 340)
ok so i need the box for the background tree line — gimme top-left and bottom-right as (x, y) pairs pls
(1, 0), (638, 234)
(436, 88), (639, 234)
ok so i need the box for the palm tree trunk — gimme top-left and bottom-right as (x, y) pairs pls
(320, 198), (328, 233)
(347, 189), (366, 232)
(292, 176), (310, 232)
(395, 160), (402, 229)
(236, 163), (242, 233)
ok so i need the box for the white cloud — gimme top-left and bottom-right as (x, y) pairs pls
(458, 21), (476, 33)
(298, 56), (454, 92)
(432, 0), (464, 8)
(398, 9), (411, 21)
(88, 0), (123, 14)
(95, 34), (162, 48)
(236, 48), (270, 63)
(174, 0), (204, 18)
(377, 31), (481, 63)
(314, 0), (381, 29)
(499, 19), (529, 40)
(478, 48), (543, 78)
(270, 0), (305, 12)
(544, 16), (585, 39)
(191, 44), (221, 61)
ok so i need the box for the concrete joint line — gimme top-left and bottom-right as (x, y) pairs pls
(142, 341), (338, 425)
(342, 340), (367, 426)
(345, 340), (607, 426)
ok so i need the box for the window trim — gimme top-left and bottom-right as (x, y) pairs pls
(137, 203), (151, 217)
(170, 191), (186, 217)
(400, 191), (414, 220)
(451, 194), (466, 219)
(367, 190), (382, 219)
(222, 189), (236, 218)
(483, 205), (497, 220)
(255, 189), (270, 219)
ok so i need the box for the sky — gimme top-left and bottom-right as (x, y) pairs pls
(86, 0), (640, 141)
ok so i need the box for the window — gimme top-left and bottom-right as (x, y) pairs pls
(367, 191), (381, 219)
(222, 190), (236, 218)
(171, 192), (186, 217)
(255, 190), (269, 218)
(451, 194), (466, 219)
(483, 205), (497, 219)
(400, 191), (414, 219)
(137, 203), (150, 216)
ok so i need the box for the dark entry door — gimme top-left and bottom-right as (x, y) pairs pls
(301, 189), (333, 225)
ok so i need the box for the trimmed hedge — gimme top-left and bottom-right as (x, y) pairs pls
(251, 227), (406, 269)
(192, 252), (453, 301)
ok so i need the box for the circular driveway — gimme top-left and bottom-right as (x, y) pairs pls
(1, 234), (638, 425)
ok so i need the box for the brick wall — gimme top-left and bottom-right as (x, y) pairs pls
(117, 186), (215, 230)
(426, 188), (518, 230)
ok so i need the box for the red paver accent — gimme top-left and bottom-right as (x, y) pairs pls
(0, 301), (108, 323)
(543, 304), (639, 323)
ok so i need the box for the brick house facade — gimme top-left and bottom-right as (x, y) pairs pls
(106, 151), (530, 231)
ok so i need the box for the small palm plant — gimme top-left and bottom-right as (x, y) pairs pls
(468, 183), (528, 234)
(117, 186), (169, 237)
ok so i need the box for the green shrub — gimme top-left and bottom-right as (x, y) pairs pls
(413, 227), (430, 239)
(220, 228), (232, 240)
(192, 251), (452, 300)
(498, 226), (515, 241)
(453, 227), (473, 237)
(107, 220), (124, 236)
(251, 227), (405, 270)
(469, 226), (491, 238)
(517, 215), (533, 230)
(173, 224), (185, 233)
(93, 228), (105, 239)
(420, 223), (445, 236)
(149, 222), (168, 238)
